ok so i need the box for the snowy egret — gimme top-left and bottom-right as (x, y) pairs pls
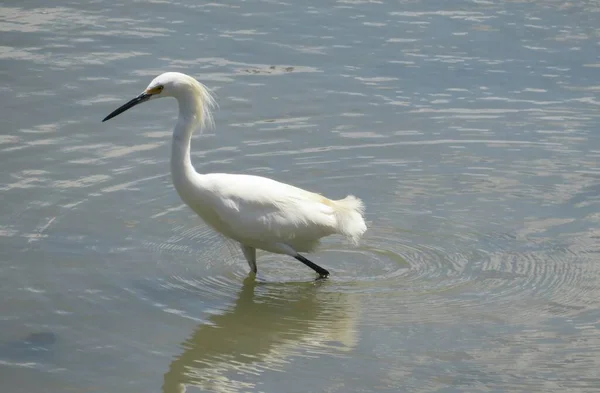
(102, 72), (367, 278)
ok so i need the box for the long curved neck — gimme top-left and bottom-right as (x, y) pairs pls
(170, 93), (201, 191)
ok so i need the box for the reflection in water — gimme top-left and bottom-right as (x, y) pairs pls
(163, 278), (359, 393)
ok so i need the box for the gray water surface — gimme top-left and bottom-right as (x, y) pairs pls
(2, 1), (600, 392)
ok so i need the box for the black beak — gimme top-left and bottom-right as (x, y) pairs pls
(102, 92), (152, 122)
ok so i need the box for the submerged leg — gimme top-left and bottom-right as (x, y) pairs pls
(295, 254), (330, 278)
(241, 244), (257, 274)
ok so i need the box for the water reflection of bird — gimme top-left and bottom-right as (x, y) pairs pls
(102, 72), (367, 278)
(162, 277), (359, 393)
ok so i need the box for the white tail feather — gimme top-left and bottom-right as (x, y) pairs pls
(332, 195), (367, 245)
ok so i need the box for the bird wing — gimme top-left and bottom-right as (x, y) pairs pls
(201, 174), (337, 244)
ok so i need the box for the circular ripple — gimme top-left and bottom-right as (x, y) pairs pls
(132, 223), (600, 329)
(463, 246), (595, 316)
(294, 226), (484, 297)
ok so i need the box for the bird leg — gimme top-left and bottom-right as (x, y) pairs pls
(241, 244), (257, 274)
(294, 254), (330, 278)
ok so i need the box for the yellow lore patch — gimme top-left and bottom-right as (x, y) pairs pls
(145, 85), (163, 95)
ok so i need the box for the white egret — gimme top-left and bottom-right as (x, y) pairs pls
(102, 72), (367, 278)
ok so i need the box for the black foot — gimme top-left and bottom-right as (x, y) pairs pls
(294, 254), (330, 278)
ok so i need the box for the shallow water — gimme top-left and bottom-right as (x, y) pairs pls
(2, 0), (600, 392)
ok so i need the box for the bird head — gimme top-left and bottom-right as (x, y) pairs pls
(102, 72), (216, 129)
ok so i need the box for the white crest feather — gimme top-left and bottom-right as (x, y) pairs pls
(189, 77), (217, 131)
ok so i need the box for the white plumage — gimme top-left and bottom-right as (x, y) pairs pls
(103, 72), (367, 277)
